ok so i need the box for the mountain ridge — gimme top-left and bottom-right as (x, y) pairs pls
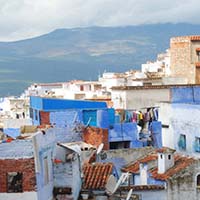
(0, 23), (200, 96)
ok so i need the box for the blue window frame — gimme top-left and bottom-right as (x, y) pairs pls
(178, 134), (186, 150)
(194, 137), (200, 152)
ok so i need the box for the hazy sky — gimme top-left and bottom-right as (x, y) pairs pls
(0, 0), (199, 41)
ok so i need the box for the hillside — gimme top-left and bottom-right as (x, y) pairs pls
(0, 23), (200, 96)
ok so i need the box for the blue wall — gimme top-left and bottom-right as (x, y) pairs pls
(109, 122), (143, 148)
(30, 96), (107, 111)
(150, 121), (162, 148)
(171, 86), (200, 103)
(50, 110), (82, 128)
(3, 128), (20, 139)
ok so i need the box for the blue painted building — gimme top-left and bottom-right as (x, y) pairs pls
(30, 96), (115, 128)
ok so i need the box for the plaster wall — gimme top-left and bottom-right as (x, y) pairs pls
(0, 192), (37, 200)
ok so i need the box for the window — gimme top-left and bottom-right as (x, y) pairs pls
(35, 110), (38, 121)
(194, 137), (200, 152)
(197, 174), (200, 188)
(109, 141), (130, 149)
(7, 172), (23, 193)
(160, 154), (163, 159)
(178, 134), (186, 150)
(80, 85), (84, 91)
(168, 155), (171, 160)
(197, 51), (200, 62)
(29, 108), (33, 119)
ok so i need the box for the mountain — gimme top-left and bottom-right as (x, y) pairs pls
(0, 23), (200, 96)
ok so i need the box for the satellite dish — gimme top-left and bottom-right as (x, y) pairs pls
(97, 143), (104, 155)
(110, 172), (129, 195)
(126, 189), (133, 200)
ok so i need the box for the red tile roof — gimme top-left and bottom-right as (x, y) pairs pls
(122, 153), (157, 173)
(122, 152), (195, 181)
(83, 163), (113, 190)
(196, 62), (200, 67)
(190, 36), (200, 41)
(157, 147), (176, 154)
(196, 48), (200, 52)
(150, 155), (194, 181)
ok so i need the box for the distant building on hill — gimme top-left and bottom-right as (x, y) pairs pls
(170, 35), (200, 84)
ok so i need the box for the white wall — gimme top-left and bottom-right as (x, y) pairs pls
(171, 104), (200, 157)
(158, 103), (174, 149)
(112, 88), (171, 110)
(0, 192), (37, 200)
(3, 118), (32, 129)
(159, 102), (200, 157)
(111, 90), (127, 109)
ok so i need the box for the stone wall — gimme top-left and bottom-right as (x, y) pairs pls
(170, 36), (200, 84)
(170, 36), (193, 83)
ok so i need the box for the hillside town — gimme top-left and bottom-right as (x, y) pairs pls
(1, 35), (200, 200)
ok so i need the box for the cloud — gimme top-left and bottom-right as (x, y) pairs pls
(0, 0), (199, 41)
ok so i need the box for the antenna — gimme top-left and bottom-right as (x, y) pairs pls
(96, 143), (104, 155)
(125, 189), (133, 200)
(86, 117), (91, 127)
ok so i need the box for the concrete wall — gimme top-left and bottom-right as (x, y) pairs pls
(167, 162), (200, 200)
(112, 88), (170, 110)
(159, 102), (200, 157)
(0, 192), (37, 200)
(171, 103), (200, 157)
(108, 122), (143, 148)
(53, 147), (81, 200)
(3, 118), (32, 129)
(158, 102), (174, 149)
(133, 190), (167, 200)
(170, 86), (200, 103)
(32, 130), (56, 200)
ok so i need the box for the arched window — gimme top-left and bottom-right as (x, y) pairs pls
(196, 174), (200, 187)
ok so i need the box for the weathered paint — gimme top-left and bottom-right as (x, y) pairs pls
(50, 110), (81, 127)
(32, 130), (56, 200)
(150, 121), (162, 148)
(159, 102), (200, 157)
(109, 122), (142, 148)
(0, 140), (34, 159)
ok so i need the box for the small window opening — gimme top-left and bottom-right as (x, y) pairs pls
(7, 172), (23, 193)
(197, 174), (200, 188)
(168, 155), (171, 160)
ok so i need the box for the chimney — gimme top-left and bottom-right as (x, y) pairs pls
(158, 147), (175, 174)
(140, 163), (148, 185)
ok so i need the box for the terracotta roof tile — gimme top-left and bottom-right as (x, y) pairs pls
(150, 155), (194, 180)
(122, 151), (195, 181)
(157, 147), (175, 154)
(196, 62), (200, 67)
(196, 48), (200, 52)
(122, 153), (157, 173)
(190, 36), (200, 41)
(83, 163), (113, 190)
